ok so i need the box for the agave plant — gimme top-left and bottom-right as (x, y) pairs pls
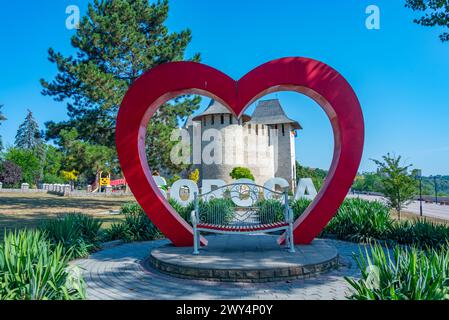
(0, 230), (85, 300)
(346, 243), (449, 300)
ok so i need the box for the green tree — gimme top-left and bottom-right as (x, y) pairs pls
(14, 110), (42, 150)
(296, 162), (328, 190)
(5, 148), (41, 185)
(0, 104), (6, 152)
(14, 109), (45, 181)
(230, 167), (255, 181)
(352, 172), (383, 193)
(58, 128), (115, 185)
(42, 145), (64, 183)
(372, 153), (417, 219)
(41, 0), (201, 176)
(405, 0), (449, 42)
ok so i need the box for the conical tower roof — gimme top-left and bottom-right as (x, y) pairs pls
(192, 100), (250, 122)
(247, 99), (302, 130)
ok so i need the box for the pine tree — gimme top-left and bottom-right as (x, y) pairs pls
(0, 105), (6, 151)
(406, 0), (449, 42)
(15, 110), (43, 150)
(41, 0), (201, 176)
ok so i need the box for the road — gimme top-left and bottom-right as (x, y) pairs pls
(347, 194), (449, 221)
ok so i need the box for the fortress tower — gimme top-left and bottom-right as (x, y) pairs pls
(184, 99), (301, 190)
(248, 99), (302, 191)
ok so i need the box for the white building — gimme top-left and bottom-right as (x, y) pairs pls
(184, 99), (301, 191)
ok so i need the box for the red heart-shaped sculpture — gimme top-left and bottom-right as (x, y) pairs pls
(116, 57), (364, 247)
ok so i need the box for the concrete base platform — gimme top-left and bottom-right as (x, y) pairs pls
(144, 235), (339, 283)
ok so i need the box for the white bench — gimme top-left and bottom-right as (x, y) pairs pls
(190, 183), (295, 255)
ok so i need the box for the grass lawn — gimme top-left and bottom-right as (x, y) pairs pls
(0, 193), (136, 234)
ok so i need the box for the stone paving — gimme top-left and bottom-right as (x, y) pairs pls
(149, 235), (339, 282)
(73, 237), (371, 300)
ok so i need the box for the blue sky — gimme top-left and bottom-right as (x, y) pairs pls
(0, 0), (448, 175)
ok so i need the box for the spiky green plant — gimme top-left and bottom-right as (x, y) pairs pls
(103, 222), (130, 242)
(257, 199), (284, 224)
(346, 243), (449, 300)
(169, 198), (191, 224)
(392, 219), (449, 249)
(41, 213), (102, 259)
(0, 230), (85, 300)
(121, 210), (164, 241)
(120, 202), (143, 215)
(104, 203), (163, 242)
(291, 198), (313, 219)
(324, 199), (393, 242)
(199, 198), (234, 225)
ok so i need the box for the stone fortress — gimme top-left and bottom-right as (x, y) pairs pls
(183, 99), (301, 191)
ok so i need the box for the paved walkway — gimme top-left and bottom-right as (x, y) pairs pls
(73, 238), (369, 300)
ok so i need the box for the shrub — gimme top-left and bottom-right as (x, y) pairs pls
(41, 213), (102, 259)
(74, 213), (103, 244)
(291, 198), (312, 220)
(392, 219), (449, 249)
(258, 199), (284, 224)
(122, 210), (164, 241)
(4, 148), (40, 185)
(43, 173), (65, 184)
(346, 243), (449, 300)
(324, 199), (393, 243)
(0, 230), (85, 300)
(0, 160), (22, 187)
(120, 202), (143, 215)
(103, 223), (129, 242)
(321, 198), (449, 248)
(104, 203), (163, 242)
(169, 198), (234, 225)
(169, 198), (191, 223)
(199, 198), (234, 225)
(229, 167), (255, 181)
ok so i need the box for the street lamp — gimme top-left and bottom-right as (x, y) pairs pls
(433, 175), (439, 204)
(415, 169), (423, 216)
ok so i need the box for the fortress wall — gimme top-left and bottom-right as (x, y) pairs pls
(200, 115), (275, 185)
(272, 123), (296, 190)
(242, 123), (275, 185)
(201, 114), (244, 184)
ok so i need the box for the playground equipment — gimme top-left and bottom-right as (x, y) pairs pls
(90, 171), (127, 193)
